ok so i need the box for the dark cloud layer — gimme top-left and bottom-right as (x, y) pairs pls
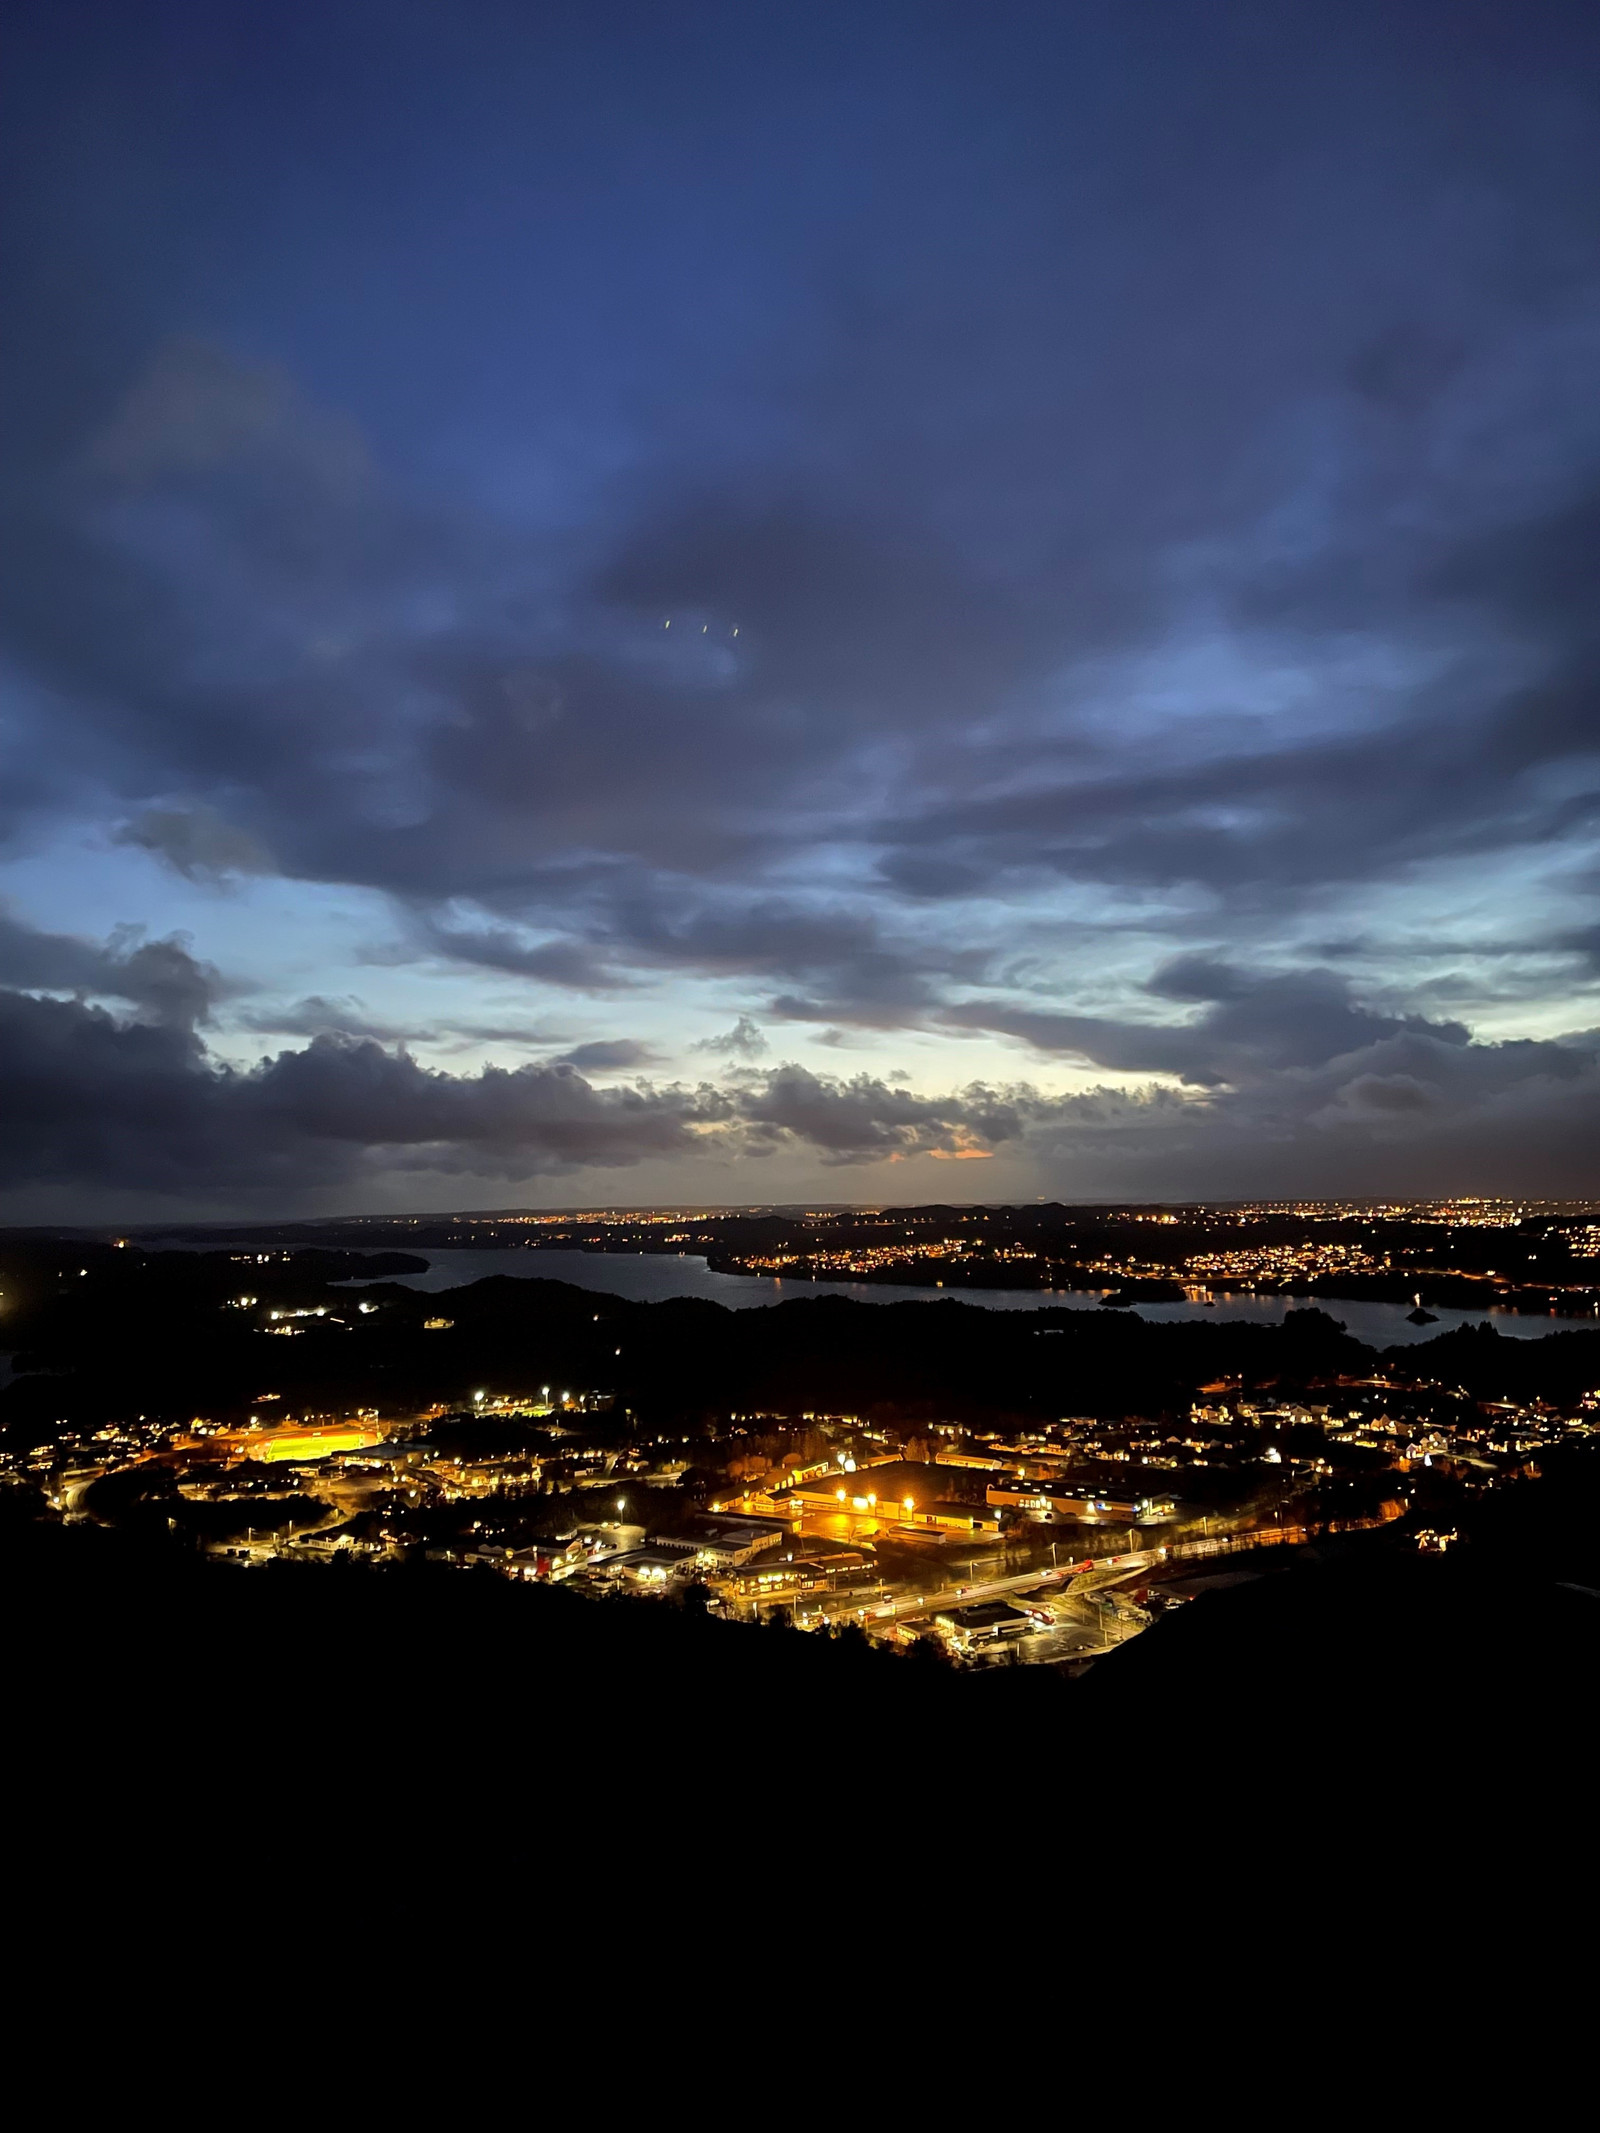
(0, 935), (1594, 1207)
(945, 959), (1473, 1087)
(0, 993), (714, 1197)
(2, 2), (1599, 1208)
(0, 911), (223, 1030)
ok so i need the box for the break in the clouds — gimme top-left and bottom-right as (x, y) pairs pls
(1, 0), (1598, 1214)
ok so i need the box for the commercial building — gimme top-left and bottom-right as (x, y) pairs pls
(724, 1541), (874, 1600)
(524, 1532), (587, 1580)
(596, 1541), (700, 1589)
(768, 1460), (1002, 1537)
(934, 1600), (1036, 1649)
(689, 1519), (787, 1570)
(986, 1481), (1177, 1524)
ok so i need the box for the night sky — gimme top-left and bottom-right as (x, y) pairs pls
(4, 0), (1599, 1218)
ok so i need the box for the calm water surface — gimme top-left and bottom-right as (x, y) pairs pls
(345, 1246), (1599, 1346)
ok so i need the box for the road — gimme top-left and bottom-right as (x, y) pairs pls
(803, 1508), (1376, 1636)
(817, 1547), (1164, 1629)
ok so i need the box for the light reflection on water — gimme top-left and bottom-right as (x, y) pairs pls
(348, 1246), (1599, 1346)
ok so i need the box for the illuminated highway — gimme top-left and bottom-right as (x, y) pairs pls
(874, 1556), (1149, 1621)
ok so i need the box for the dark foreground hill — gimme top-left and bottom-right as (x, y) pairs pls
(1078, 1551), (1599, 1778)
(4, 1516), (1044, 1833)
(9, 1516), (1597, 1865)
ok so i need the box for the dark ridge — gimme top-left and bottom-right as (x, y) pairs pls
(4, 1241), (1597, 1445)
(1073, 1548), (1600, 1777)
(3, 1513), (1054, 1822)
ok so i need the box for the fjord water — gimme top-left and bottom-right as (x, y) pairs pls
(345, 1246), (1598, 1346)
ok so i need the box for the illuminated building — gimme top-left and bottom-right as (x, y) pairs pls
(724, 1542), (872, 1598)
(597, 1541), (700, 1587)
(985, 1481), (1177, 1523)
(934, 1600), (1036, 1648)
(770, 1460), (1002, 1536)
(690, 1520), (786, 1569)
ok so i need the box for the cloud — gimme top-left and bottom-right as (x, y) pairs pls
(554, 1039), (659, 1071)
(114, 804), (275, 882)
(0, 971), (1595, 1208)
(0, 993), (724, 1199)
(235, 996), (426, 1043)
(0, 911), (224, 1030)
(236, 996), (562, 1048)
(693, 1015), (768, 1058)
(731, 1063), (1023, 1165)
(416, 918), (633, 993)
(1009, 1026), (1600, 1199)
(945, 959), (1473, 1087)
(5, 316), (1596, 1015)
(4, 7), (1600, 1212)
(82, 336), (370, 498)
(0, 992), (1027, 1193)
(1320, 1071), (1441, 1118)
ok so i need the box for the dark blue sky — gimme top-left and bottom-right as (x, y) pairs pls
(3, 0), (1599, 1216)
